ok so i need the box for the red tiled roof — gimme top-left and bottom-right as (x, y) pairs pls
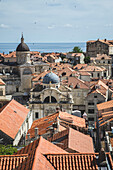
(27, 112), (59, 139)
(59, 111), (86, 128)
(87, 39), (113, 46)
(27, 111), (86, 140)
(1, 136), (113, 169)
(97, 100), (113, 111)
(15, 136), (67, 170)
(3, 52), (16, 58)
(67, 77), (89, 89)
(80, 65), (106, 72)
(73, 64), (87, 70)
(45, 153), (98, 170)
(0, 99), (29, 139)
(0, 154), (28, 170)
(48, 128), (94, 153)
(58, 67), (77, 77)
(79, 71), (91, 76)
(68, 128), (94, 153)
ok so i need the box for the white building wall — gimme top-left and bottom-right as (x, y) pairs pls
(13, 110), (33, 146)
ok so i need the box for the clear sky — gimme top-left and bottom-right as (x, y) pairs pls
(0, 0), (113, 43)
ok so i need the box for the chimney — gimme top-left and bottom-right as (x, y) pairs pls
(27, 133), (30, 141)
(57, 116), (60, 132)
(35, 127), (39, 139)
(98, 148), (107, 168)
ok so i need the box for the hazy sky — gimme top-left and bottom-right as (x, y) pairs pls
(0, 0), (113, 43)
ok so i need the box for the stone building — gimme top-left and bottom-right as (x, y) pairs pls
(79, 65), (108, 80)
(90, 54), (112, 78)
(85, 79), (113, 126)
(29, 71), (74, 120)
(0, 34), (49, 104)
(86, 39), (113, 58)
(66, 53), (85, 65)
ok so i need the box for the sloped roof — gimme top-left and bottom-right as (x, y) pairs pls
(97, 100), (113, 111)
(59, 111), (85, 128)
(68, 128), (94, 153)
(48, 128), (94, 153)
(3, 51), (16, 58)
(27, 111), (86, 140)
(1, 136), (113, 169)
(58, 67), (77, 77)
(15, 136), (67, 170)
(0, 99), (29, 139)
(45, 153), (98, 170)
(96, 54), (112, 60)
(80, 65), (106, 72)
(68, 77), (89, 89)
(73, 64), (87, 70)
(0, 154), (28, 170)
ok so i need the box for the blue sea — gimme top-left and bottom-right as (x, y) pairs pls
(0, 42), (86, 54)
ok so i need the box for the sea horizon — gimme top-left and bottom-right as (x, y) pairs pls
(0, 42), (86, 54)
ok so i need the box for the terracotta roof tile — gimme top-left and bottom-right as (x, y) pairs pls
(45, 153), (98, 170)
(27, 111), (86, 140)
(67, 77), (89, 89)
(73, 64), (87, 70)
(58, 67), (77, 77)
(0, 154), (27, 170)
(80, 65), (106, 72)
(48, 128), (94, 153)
(59, 111), (86, 128)
(0, 99), (29, 139)
(68, 128), (94, 153)
(97, 100), (113, 111)
(15, 136), (67, 170)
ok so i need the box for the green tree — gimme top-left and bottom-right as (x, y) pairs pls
(0, 144), (17, 155)
(72, 46), (83, 53)
(84, 56), (90, 64)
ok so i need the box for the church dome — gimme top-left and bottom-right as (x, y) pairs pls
(43, 72), (59, 84)
(16, 34), (30, 52)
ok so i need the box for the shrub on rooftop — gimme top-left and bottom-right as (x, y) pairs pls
(0, 144), (17, 155)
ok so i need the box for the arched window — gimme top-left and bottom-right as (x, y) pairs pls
(51, 96), (57, 103)
(23, 68), (32, 75)
(43, 96), (57, 103)
(43, 96), (49, 103)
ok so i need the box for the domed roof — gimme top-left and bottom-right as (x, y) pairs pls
(43, 72), (59, 84)
(16, 34), (30, 52)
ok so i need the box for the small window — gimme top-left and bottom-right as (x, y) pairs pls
(94, 95), (97, 98)
(16, 87), (19, 92)
(88, 109), (94, 114)
(88, 102), (94, 105)
(108, 61), (110, 64)
(88, 117), (94, 121)
(35, 112), (39, 118)
(97, 73), (100, 77)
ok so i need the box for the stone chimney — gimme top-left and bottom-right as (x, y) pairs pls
(35, 127), (39, 139)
